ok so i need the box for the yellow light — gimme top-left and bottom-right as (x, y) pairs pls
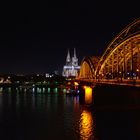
(68, 82), (71, 85)
(79, 110), (94, 140)
(85, 86), (92, 104)
(83, 85), (87, 89)
(74, 82), (79, 86)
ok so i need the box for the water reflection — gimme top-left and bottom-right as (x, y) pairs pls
(47, 87), (51, 93)
(79, 109), (94, 140)
(0, 86), (139, 140)
(84, 86), (92, 105)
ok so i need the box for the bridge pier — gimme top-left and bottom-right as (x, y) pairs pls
(79, 85), (93, 106)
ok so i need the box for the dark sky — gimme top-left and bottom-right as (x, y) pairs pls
(0, 1), (139, 74)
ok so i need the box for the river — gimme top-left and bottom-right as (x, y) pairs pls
(0, 86), (139, 140)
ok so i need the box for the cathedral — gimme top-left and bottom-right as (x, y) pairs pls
(62, 48), (80, 77)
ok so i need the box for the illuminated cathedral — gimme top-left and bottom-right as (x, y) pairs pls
(62, 48), (80, 77)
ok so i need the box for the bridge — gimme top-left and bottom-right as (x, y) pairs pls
(78, 18), (140, 87)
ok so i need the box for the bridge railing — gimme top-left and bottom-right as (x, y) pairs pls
(96, 79), (140, 87)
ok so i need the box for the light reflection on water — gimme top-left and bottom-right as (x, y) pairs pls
(79, 110), (94, 140)
(0, 89), (95, 140)
(84, 86), (93, 105)
(0, 87), (140, 140)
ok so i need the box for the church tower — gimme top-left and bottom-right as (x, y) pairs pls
(62, 48), (80, 77)
(66, 49), (71, 66)
(72, 48), (78, 67)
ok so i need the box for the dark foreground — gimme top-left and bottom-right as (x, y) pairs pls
(0, 85), (140, 140)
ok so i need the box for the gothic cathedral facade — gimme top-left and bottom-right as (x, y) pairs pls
(62, 48), (80, 77)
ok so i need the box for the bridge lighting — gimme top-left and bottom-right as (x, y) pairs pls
(78, 18), (140, 85)
(84, 86), (92, 104)
(136, 69), (139, 79)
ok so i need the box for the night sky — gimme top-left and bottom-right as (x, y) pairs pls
(0, 1), (139, 74)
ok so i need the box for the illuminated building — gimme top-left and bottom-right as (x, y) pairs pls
(62, 48), (80, 77)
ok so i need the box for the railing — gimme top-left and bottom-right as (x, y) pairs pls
(78, 78), (140, 87)
(96, 79), (140, 87)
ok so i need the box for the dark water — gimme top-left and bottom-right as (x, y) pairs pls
(0, 86), (140, 140)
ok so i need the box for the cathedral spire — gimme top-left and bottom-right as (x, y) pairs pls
(72, 48), (78, 67)
(66, 49), (71, 65)
(74, 48), (76, 58)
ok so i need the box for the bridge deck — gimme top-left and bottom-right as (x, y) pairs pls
(77, 79), (140, 87)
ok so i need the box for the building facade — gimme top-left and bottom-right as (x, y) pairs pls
(62, 48), (80, 77)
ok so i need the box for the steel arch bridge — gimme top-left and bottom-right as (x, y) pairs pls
(78, 56), (95, 79)
(78, 56), (100, 81)
(78, 18), (140, 85)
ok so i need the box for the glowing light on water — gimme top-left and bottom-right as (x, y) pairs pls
(37, 88), (42, 93)
(53, 88), (58, 93)
(84, 86), (92, 104)
(79, 110), (94, 140)
(16, 87), (19, 93)
(42, 88), (45, 93)
(0, 87), (3, 93)
(47, 88), (50, 93)
(63, 88), (67, 94)
(8, 87), (11, 93)
(32, 87), (35, 93)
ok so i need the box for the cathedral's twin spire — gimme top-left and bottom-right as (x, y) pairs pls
(73, 48), (76, 58)
(66, 48), (77, 65)
(66, 49), (71, 64)
(63, 48), (80, 77)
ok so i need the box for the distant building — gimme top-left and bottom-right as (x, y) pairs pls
(62, 48), (80, 77)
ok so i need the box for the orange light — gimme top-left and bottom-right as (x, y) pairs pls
(83, 85), (87, 89)
(74, 82), (79, 86)
(79, 110), (94, 139)
(68, 82), (71, 85)
(85, 86), (92, 104)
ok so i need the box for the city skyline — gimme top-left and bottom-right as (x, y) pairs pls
(0, 1), (139, 74)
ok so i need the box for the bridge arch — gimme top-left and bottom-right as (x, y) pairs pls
(96, 18), (140, 80)
(78, 56), (100, 80)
